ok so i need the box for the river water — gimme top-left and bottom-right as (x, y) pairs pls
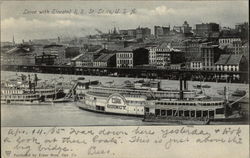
(1, 71), (249, 126)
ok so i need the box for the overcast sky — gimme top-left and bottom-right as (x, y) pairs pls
(1, 1), (248, 42)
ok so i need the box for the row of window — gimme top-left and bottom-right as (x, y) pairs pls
(1, 90), (23, 94)
(219, 38), (241, 44)
(117, 53), (133, 58)
(117, 59), (132, 65)
(191, 63), (202, 68)
(216, 67), (239, 71)
(2, 95), (39, 99)
(155, 102), (224, 106)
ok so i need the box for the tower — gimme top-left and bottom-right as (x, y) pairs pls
(12, 35), (15, 46)
(58, 36), (60, 44)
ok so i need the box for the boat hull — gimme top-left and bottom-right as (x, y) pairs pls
(77, 101), (144, 117)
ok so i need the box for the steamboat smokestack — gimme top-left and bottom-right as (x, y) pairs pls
(184, 78), (187, 90)
(179, 77), (183, 100)
(28, 75), (32, 93)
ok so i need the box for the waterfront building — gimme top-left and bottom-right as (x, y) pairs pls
(181, 38), (207, 61)
(35, 53), (57, 65)
(148, 43), (184, 68)
(116, 47), (134, 68)
(71, 53), (94, 67)
(201, 44), (222, 70)
(93, 53), (116, 67)
(43, 44), (68, 65)
(116, 47), (149, 68)
(65, 47), (82, 58)
(215, 54), (248, 71)
(148, 47), (157, 65)
(148, 43), (171, 66)
(1, 45), (36, 65)
(190, 60), (203, 70)
(215, 54), (248, 80)
(170, 63), (185, 70)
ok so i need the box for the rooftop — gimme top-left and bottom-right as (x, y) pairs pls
(226, 54), (244, 65)
(94, 53), (115, 62)
(215, 54), (244, 66)
(73, 53), (93, 62)
(215, 54), (231, 65)
(118, 46), (134, 52)
(43, 44), (64, 48)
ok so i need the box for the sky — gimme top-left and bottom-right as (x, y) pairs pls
(1, 1), (249, 43)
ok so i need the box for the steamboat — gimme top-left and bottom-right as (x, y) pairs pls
(1, 74), (66, 104)
(78, 78), (243, 124)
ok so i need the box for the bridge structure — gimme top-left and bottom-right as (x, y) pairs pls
(1, 64), (249, 83)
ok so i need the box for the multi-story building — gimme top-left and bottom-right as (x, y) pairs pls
(120, 27), (151, 39)
(232, 41), (243, 54)
(195, 23), (219, 36)
(235, 22), (249, 40)
(218, 37), (241, 47)
(116, 47), (134, 68)
(242, 41), (249, 55)
(190, 61), (203, 70)
(182, 21), (192, 34)
(218, 36), (242, 54)
(173, 26), (183, 33)
(71, 53), (94, 67)
(156, 51), (171, 67)
(136, 27), (151, 39)
(127, 29), (137, 37)
(148, 43), (184, 68)
(156, 50), (184, 68)
(35, 53), (57, 65)
(43, 44), (68, 65)
(120, 29), (136, 38)
(3, 55), (35, 65)
(201, 44), (221, 70)
(170, 38), (208, 62)
(148, 43), (171, 66)
(1, 45), (36, 65)
(148, 47), (157, 65)
(154, 26), (170, 38)
(116, 47), (149, 68)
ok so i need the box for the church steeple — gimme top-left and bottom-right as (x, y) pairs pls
(12, 35), (15, 46)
